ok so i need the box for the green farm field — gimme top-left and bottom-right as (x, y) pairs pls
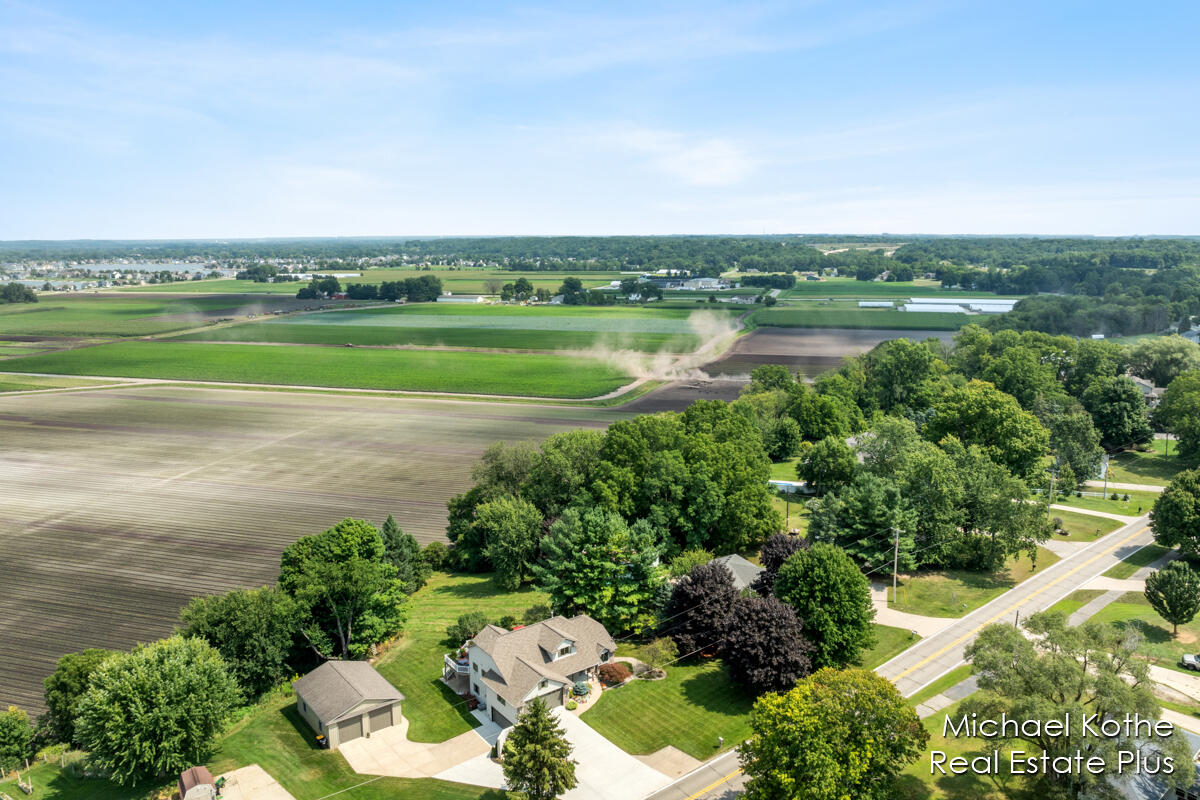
(0, 385), (623, 714)
(119, 268), (627, 295)
(1, 340), (632, 397)
(752, 306), (971, 330)
(171, 303), (728, 352)
(0, 294), (301, 337)
(780, 277), (1023, 299)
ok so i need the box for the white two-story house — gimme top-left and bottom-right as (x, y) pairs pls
(466, 615), (615, 727)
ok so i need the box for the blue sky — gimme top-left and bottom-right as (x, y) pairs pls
(2, 0), (1198, 238)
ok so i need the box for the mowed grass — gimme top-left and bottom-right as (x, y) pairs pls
(374, 572), (550, 742)
(1108, 440), (1187, 486)
(582, 658), (754, 759)
(1054, 488), (1159, 516)
(752, 307), (969, 331)
(1088, 591), (1200, 674)
(1050, 508), (1123, 541)
(1045, 588), (1106, 617)
(1103, 544), (1170, 579)
(862, 624), (920, 669)
(906, 664), (974, 707)
(209, 692), (501, 800)
(889, 548), (1060, 618)
(780, 278), (946, 297)
(1, 341), (632, 398)
(0, 295), (283, 336)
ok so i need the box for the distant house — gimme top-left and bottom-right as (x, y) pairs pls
(292, 661), (405, 750)
(709, 554), (765, 592)
(466, 615), (616, 727)
(1128, 375), (1165, 406)
(1114, 730), (1200, 799)
(178, 766), (216, 800)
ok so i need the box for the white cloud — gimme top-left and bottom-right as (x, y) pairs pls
(589, 126), (758, 186)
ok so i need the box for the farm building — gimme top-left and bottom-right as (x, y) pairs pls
(966, 300), (1018, 313)
(178, 766), (216, 800)
(293, 661), (405, 750)
(858, 301), (894, 308)
(436, 294), (487, 303)
(900, 303), (968, 313)
(682, 277), (726, 290)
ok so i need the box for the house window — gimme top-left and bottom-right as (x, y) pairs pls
(497, 697), (505, 706)
(473, 683), (480, 695)
(539, 679), (548, 689)
(557, 645), (571, 658)
(472, 662), (478, 672)
(600, 649), (611, 662)
(300, 700), (307, 712)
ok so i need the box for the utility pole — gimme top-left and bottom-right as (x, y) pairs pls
(1047, 464), (1057, 516)
(891, 527), (903, 605)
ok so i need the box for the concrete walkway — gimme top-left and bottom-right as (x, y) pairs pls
(1041, 538), (1089, 558)
(338, 711), (496, 779)
(1049, 504), (1140, 523)
(869, 583), (957, 637)
(1082, 576), (1145, 592)
(915, 675), (979, 719)
(1067, 589), (1125, 626)
(1150, 665), (1200, 701)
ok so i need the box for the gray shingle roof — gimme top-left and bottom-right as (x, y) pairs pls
(292, 661), (404, 724)
(470, 615), (615, 708)
(711, 554), (764, 591)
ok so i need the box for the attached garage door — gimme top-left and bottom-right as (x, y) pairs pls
(338, 715), (363, 744)
(490, 706), (515, 728)
(368, 704), (392, 734)
(537, 689), (563, 708)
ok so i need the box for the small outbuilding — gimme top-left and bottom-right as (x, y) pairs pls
(178, 766), (216, 800)
(292, 661), (405, 750)
(710, 554), (765, 592)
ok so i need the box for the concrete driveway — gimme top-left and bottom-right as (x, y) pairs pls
(339, 710), (498, 778)
(215, 765), (296, 800)
(434, 706), (675, 800)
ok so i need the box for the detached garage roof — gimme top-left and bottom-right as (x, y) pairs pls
(711, 554), (765, 591)
(293, 661), (404, 724)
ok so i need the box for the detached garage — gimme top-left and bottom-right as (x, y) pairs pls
(293, 661), (404, 750)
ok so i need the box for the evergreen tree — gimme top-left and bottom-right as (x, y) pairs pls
(502, 698), (578, 800)
(381, 514), (431, 594)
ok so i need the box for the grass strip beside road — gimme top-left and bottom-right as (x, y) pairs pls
(1102, 543), (1169, 579)
(0, 341), (632, 399)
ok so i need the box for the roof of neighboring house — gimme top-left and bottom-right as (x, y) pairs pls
(292, 661), (404, 724)
(179, 766), (214, 793)
(470, 615), (615, 709)
(711, 554), (765, 591)
(1114, 731), (1200, 799)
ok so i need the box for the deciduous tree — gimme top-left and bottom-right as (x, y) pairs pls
(751, 533), (807, 596)
(476, 495), (543, 590)
(76, 637), (241, 786)
(739, 668), (926, 800)
(773, 544), (875, 669)
(42, 648), (115, 746)
(1151, 468), (1200, 558)
(924, 379), (1050, 477)
(662, 561), (738, 655)
(795, 436), (856, 494)
(724, 595), (813, 695)
(0, 706), (32, 774)
(1145, 561), (1200, 635)
(1129, 335), (1200, 388)
(1081, 375), (1154, 450)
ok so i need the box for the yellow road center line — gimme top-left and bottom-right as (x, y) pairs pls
(683, 768), (744, 800)
(893, 525), (1150, 681)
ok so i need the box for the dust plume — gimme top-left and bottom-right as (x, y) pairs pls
(586, 310), (741, 381)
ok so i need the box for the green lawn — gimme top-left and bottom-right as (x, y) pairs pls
(769, 493), (810, 535)
(1044, 588), (1106, 617)
(1049, 508), (1123, 541)
(895, 700), (1038, 800)
(1053, 488), (1159, 516)
(1103, 543), (1170, 579)
(780, 278), (1014, 298)
(0, 295), (291, 337)
(1108, 441), (1187, 486)
(208, 692), (501, 800)
(0, 374), (126, 392)
(1088, 591), (1200, 673)
(0, 341), (632, 398)
(581, 658), (754, 760)
(769, 457), (800, 481)
(889, 548), (1060, 618)
(862, 624), (921, 669)
(373, 572), (549, 743)
(752, 307), (969, 330)
(0, 755), (155, 800)
(906, 664), (974, 708)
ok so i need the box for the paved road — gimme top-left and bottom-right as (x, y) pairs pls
(876, 514), (1153, 697)
(645, 750), (744, 800)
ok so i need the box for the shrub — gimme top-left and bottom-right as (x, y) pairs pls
(446, 611), (491, 645)
(565, 699), (578, 711)
(598, 662), (632, 686)
(1051, 517), (1064, 531)
(498, 615), (519, 630)
(1111, 492), (1120, 501)
(422, 541), (449, 569)
(668, 548), (714, 578)
(1123, 493), (1131, 502)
